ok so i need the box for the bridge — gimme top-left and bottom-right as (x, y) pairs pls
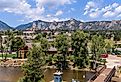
(88, 66), (116, 82)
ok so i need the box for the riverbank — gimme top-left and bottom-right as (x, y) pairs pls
(0, 59), (97, 82)
(46, 65), (104, 73)
(0, 58), (105, 75)
(0, 66), (93, 82)
(0, 59), (27, 67)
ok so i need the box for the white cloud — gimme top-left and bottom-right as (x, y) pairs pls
(47, 14), (52, 17)
(0, 0), (20, 10)
(117, 14), (121, 17)
(115, 6), (121, 13)
(103, 11), (115, 18)
(84, 1), (121, 18)
(35, 0), (74, 8)
(89, 11), (100, 18)
(112, 3), (119, 8)
(101, 5), (112, 13)
(84, 0), (101, 18)
(0, 0), (45, 20)
(55, 10), (63, 16)
(0, 0), (76, 22)
(102, 4), (121, 18)
(39, 17), (69, 22)
(84, 1), (96, 15)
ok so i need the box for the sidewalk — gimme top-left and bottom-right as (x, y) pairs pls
(106, 55), (121, 68)
(0, 57), (12, 59)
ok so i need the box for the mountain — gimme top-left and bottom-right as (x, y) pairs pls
(16, 19), (82, 30)
(15, 19), (121, 30)
(0, 21), (13, 31)
(16, 20), (51, 30)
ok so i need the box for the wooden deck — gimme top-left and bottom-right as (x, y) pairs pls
(93, 67), (116, 82)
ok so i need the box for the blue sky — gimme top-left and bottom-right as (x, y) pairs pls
(0, 0), (121, 27)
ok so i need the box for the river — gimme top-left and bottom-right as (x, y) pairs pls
(0, 67), (94, 82)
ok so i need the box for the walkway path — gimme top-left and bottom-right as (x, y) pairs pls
(93, 67), (116, 82)
(106, 55), (121, 68)
(106, 55), (121, 82)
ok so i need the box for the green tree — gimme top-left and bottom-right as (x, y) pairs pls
(16, 30), (23, 35)
(113, 31), (121, 41)
(39, 37), (50, 56)
(19, 45), (46, 82)
(3, 45), (9, 60)
(0, 45), (4, 59)
(104, 39), (114, 54)
(34, 33), (50, 55)
(0, 35), (3, 59)
(71, 30), (89, 68)
(34, 34), (42, 42)
(3, 30), (15, 60)
(55, 34), (70, 69)
(11, 37), (25, 58)
(42, 32), (47, 38)
(34, 34), (50, 62)
(6, 30), (15, 51)
(90, 35), (105, 70)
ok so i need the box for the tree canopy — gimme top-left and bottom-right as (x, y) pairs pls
(19, 45), (46, 82)
(71, 30), (89, 68)
(90, 35), (105, 60)
(55, 34), (70, 69)
(11, 37), (25, 51)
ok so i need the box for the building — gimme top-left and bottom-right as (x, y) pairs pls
(23, 22), (38, 43)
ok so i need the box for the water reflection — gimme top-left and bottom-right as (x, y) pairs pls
(44, 69), (94, 82)
(0, 67), (94, 82)
(0, 67), (23, 82)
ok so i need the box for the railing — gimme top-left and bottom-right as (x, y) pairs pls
(88, 65), (106, 82)
(88, 74), (97, 82)
(96, 65), (106, 75)
(104, 66), (116, 82)
(92, 66), (116, 82)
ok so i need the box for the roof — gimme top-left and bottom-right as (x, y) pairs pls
(53, 71), (63, 75)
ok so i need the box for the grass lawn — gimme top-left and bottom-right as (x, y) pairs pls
(0, 54), (17, 58)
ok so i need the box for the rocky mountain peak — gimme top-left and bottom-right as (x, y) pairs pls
(0, 19), (121, 31)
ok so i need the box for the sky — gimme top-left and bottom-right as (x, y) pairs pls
(0, 0), (121, 27)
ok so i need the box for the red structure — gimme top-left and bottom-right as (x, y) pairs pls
(101, 54), (108, 58)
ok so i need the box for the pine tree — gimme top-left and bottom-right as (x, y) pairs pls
(19, 45), (46, 82)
